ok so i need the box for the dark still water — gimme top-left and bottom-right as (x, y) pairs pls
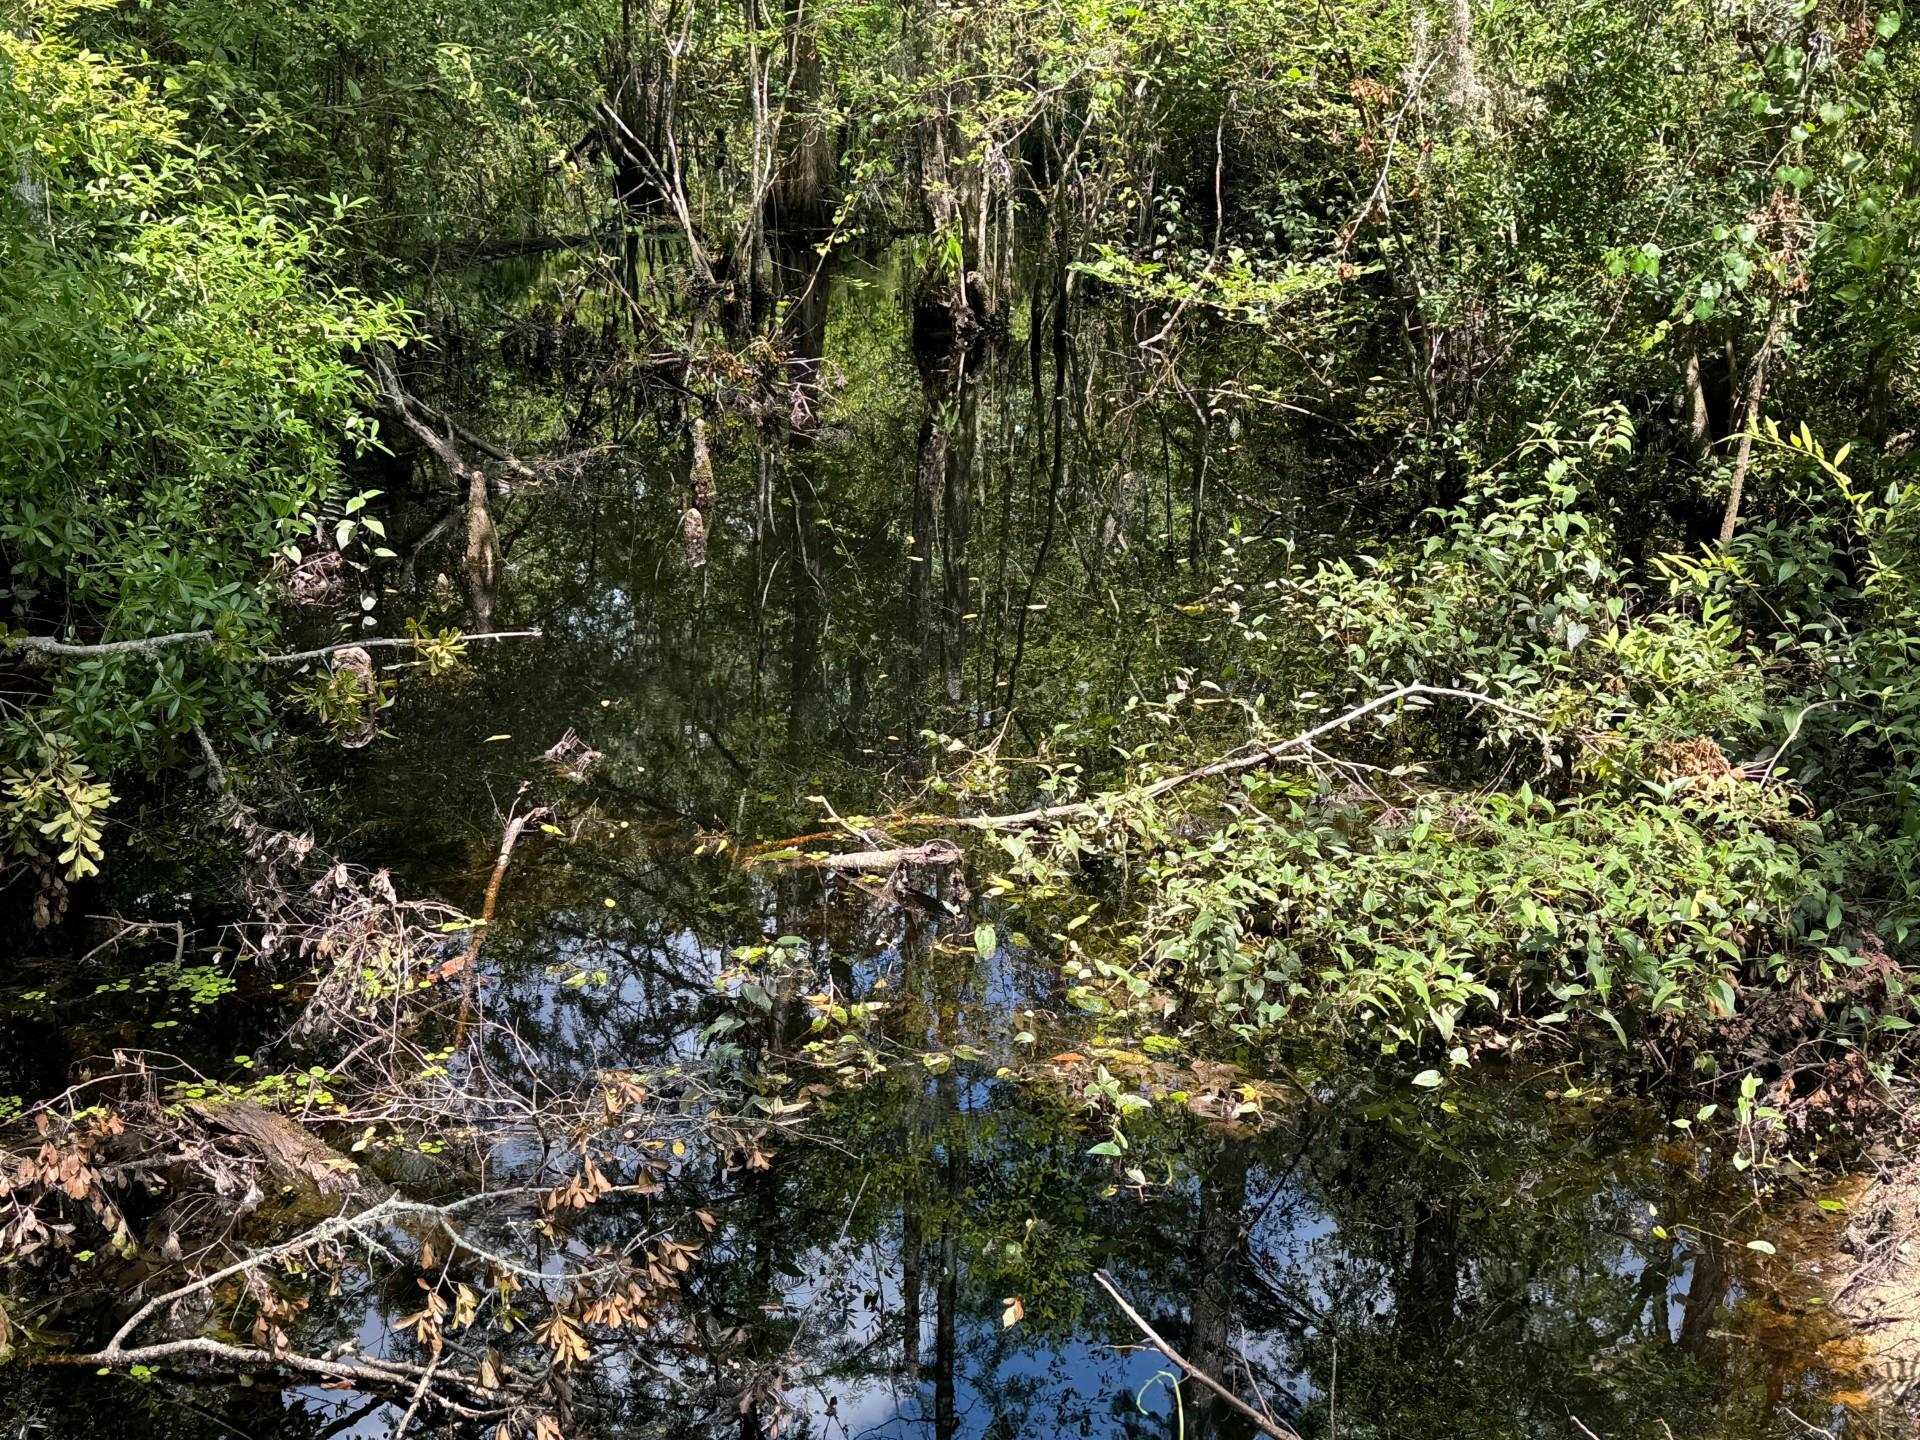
(0, 247), (1889, 1438)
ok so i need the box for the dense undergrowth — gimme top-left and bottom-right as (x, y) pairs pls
(914, 414), (1920, 1103)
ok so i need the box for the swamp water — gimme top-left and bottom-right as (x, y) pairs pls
(0, 249), (1897, 1438)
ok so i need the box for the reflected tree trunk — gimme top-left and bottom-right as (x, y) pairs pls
(1397, 1194), (1460, 1339)
(778, 236), (830, 756)
(1678, 1230), (1728, 1356)
(464, 464), (499, 629)
(930, 1062), (964, 1440)
(941, 361), (977, 710)
(1188, 1142), (1251, 1440)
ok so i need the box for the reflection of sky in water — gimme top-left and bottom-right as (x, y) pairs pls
(769, 1235), (1178, 1440)
(422, 888), (1753, 1440)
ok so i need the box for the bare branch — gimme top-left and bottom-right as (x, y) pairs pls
(4, 629), (216, 657)
(912, 684), (1550, 834)
(258, 629), (542, 666)
(4, 628), (542, 663)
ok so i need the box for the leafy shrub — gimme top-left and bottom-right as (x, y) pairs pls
(0, 0), (408, 882)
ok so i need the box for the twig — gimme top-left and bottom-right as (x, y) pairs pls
(1093, 1269), (1302, 1440)
(392, 1347), (446, 1437)
(1758, 699), (1842, 786)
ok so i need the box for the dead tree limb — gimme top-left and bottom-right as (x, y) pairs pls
(740, 686), (1549, 861)
(5, 629), (541, 663)
(746, 840), (964, 872)
(923, 684), (1548, 834)
(259, 630), (542, 666)
(1093, 1268), (1302, 1440)
(4, 628), (219, 657)
(42, 1334), (503, 1420)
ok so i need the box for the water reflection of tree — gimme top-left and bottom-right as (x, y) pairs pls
(345, 232), (1320, 895)
(267, 233), (1821, 1440)
(325, 772), (1801, 1440)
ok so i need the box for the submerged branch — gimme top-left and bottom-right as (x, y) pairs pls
(433, 801), (555, 984)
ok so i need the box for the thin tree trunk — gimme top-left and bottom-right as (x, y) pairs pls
(1718, 300), (1788, 546)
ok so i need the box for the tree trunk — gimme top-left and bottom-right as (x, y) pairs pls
(1717, 300), (1788, 546)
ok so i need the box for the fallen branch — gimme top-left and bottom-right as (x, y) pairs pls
(42, 1334), (503, 1420)
(740, 686), (1546, 866)
(259, 629), (542, 666)
(5, 628), (542, 663)
(773, 685), (1545, 844)
(745, 840), (964, 872)
(1093, 1268), (1302, 1440)
(47, 1189), (537, 1407)
(3, 628), (218, 658)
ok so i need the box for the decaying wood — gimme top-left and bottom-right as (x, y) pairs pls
(182, 1099), (365, 1200)
(1093, 1268), (1302, 1440)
